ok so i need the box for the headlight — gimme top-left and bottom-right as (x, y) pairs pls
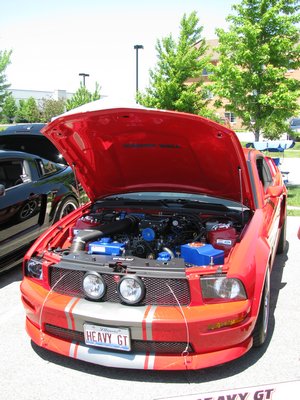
(117, 276), (145, 305)
(25, 258), (43, 280)
(200, 276), (247, 301)
(83, 272), (106, 300)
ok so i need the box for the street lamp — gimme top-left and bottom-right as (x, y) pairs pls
(133, 45), (144, 94)
(79, 73), (90, 87)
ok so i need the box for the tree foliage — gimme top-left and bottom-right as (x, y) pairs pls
(212, 0), (300, 140)
(66, 82), (101, 111)
(0, 49), (12, 118)
(16, 97), (40, 123)
(40, 98), (66, 122)
(137, 12), (212, 116)
(1, 92), (17, 123)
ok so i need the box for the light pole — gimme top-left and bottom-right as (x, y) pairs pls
(79, 72), (90, 87)
(133, 45), (144, 94)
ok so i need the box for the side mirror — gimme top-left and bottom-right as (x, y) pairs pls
(0, 184), (5, 197)
(266, 185), (283, 198)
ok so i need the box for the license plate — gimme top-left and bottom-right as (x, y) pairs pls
(83, 324), (131, 351)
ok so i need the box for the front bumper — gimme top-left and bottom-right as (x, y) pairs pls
(21, 278), (254, 371)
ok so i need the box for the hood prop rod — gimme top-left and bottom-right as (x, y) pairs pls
(72, 163), (82, 206)
(238, 166), (245, 226)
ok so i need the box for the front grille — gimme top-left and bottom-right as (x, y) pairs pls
(49, 267), (190, 306)
(45, 324), (193, 354)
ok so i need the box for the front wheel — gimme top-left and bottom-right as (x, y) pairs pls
(54, 196), (79, 223)
(253, 268), (270, 347)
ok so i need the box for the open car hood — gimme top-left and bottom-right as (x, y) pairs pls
(42, 102), (254, 208)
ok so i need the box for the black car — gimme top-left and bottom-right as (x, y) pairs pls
(1, 123), (45, 133)
(0, 149), (80, 272)
(0, 123), (66, 164)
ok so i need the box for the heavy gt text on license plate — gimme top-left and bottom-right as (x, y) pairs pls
(84, 324), (131, 351)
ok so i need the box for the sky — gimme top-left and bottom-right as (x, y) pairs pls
(0, 0), (238, 101)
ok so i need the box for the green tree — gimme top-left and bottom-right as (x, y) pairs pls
(1, 92), (18, 123)
(137, 12), (212, 116)
(41, 98), (66, 122)
(0, 49), (12, 118)
(66, 82), (101, 111)
(16, 99), (27, 122)
(16, 97), (40, 122)
(24, 97), (40, 122)
(212, 0), (300, 141)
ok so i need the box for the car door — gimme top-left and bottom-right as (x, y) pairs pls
(0, 156), (45, 260)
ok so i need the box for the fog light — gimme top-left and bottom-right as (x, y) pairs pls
(118, 276), (145, 305)
(83, 272), (106, 300)
(26, 258), (43, 280)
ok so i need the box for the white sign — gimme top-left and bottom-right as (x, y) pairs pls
(84, 324), (131, 351)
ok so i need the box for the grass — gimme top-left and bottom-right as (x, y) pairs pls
(270, 144), (300, 158)
(287, 185), (300, 206)
(240, 141), (300, 158)
(288, 209), (300, 216)
(287, 185), (300, 217)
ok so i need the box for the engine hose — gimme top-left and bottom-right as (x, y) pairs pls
(70, 216), (138, 253)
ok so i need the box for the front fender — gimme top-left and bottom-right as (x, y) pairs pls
(227, 209), (271, 320)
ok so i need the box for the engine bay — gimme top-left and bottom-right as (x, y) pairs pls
(51, 199), (251, 268)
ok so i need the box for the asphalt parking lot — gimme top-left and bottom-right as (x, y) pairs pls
(0, 217), (299, 400)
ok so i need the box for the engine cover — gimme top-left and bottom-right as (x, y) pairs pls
(208, 227), (237, 255)
(180, 242), (224, 266)
(88, 238), (125, 256)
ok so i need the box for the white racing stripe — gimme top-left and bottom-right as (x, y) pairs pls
(69, 342), (77, 358)
(65, 298), (151, 339)
(145, 306), (157, 341)
(75, 343), (148, 369)
(64, 297), (79, 330)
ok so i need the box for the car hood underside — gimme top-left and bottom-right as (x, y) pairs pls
(42, 104), (253, 208)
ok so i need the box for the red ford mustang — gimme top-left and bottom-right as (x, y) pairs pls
(20, 104), (287, 370)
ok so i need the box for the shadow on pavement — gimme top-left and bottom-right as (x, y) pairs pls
(30, 244), (289, 385)
(0, 264), (22, 289)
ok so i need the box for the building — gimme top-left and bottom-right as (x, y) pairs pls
(10, 88), (74, 104)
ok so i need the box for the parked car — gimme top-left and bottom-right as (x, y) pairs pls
(289, 117), (300, 140)
(1, 123), (46, 133)
(0, 123), (66, 164)
(290, 117), (300, 133)
(0, 149), (80, 272)
(20, 104), (287, 370)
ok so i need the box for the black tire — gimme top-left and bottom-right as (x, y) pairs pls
(253, 268), (270, 347)
(54, 196), (79, 223)
(276, 215), (287, 254)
